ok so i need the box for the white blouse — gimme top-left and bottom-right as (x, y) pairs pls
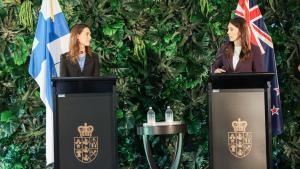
(233, 46), (242, 70)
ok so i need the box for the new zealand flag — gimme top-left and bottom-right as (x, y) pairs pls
(235, 0), (283, 135)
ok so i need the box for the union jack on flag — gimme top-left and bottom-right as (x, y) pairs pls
(235, 0), (283, 135)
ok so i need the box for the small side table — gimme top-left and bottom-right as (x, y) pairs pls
(137, 122), (187, 169)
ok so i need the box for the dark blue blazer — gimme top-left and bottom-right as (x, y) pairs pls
(60, 52), (100, 77)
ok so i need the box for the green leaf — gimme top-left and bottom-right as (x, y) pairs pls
(116, 109), (124, 119)
(190, 15), (199, 23)
(0, 121), (19, 139)
(212, 22), (223, 36)
(103, 26), (118, 36)
(1, 110), (13, 122)
(113, 21), (125, 29)
(0, 0), (8, 18)
(14, 163), (25, 169)
(10, 36), (29, 65)
(164, 34), (172, 43)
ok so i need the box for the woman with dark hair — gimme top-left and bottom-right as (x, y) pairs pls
(60, 24), (100, 77)
(212, 17), (264, 73)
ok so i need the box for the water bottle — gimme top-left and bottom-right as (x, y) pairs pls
(147, 107), (156, 124)
(165, 106), (174, 123)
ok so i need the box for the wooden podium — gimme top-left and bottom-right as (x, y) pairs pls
(208, 73), (273, 169)
(52, 77), (117, 169)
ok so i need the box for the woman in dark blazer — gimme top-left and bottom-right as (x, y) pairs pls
(212, 17), (264, 73)
(60, 24), (100, 77)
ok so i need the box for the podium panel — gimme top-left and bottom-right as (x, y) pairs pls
(52, 77), (117, 169)
(211, 89), (267, 169)
(209, 73), (273, 169)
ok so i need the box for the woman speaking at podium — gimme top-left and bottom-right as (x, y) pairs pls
(212, 17), (264, 73)
(60, 24), (100, 77)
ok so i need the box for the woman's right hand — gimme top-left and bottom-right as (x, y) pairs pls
(214, 68), (226, 73)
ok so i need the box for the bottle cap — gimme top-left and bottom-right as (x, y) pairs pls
(167, 106), (170, 109)
(149, 107), (152, 110)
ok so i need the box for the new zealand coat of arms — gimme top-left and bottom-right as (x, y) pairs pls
(228, 118), (252, 158)
(74, 123), (99, 163)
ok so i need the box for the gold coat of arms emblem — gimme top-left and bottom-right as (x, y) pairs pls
(228, 118), (252, 158)
(74, 123), (99, 163)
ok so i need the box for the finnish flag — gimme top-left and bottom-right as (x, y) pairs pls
(28, 0), (70, 165)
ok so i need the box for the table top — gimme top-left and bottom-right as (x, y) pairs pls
(137, 122), (187, 135)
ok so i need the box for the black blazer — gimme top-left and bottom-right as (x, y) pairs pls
(60, 52), (100, 77)
(212, 43), (264, 73)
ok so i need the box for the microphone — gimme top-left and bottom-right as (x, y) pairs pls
(53, 61), (61, 77)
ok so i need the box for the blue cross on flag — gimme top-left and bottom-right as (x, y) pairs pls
(28, 0), (70, 165)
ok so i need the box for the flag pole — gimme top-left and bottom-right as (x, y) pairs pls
(50, 0), (55, 22)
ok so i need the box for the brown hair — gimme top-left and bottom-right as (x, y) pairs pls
(225, 17), (251, 61)
(68, 24), (92, 63)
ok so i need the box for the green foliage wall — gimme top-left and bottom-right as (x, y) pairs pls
(0, 0), (299, 168)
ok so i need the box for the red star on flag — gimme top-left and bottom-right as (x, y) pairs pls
(271, 105), (279, 116)
(274, 88), (280, 96)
